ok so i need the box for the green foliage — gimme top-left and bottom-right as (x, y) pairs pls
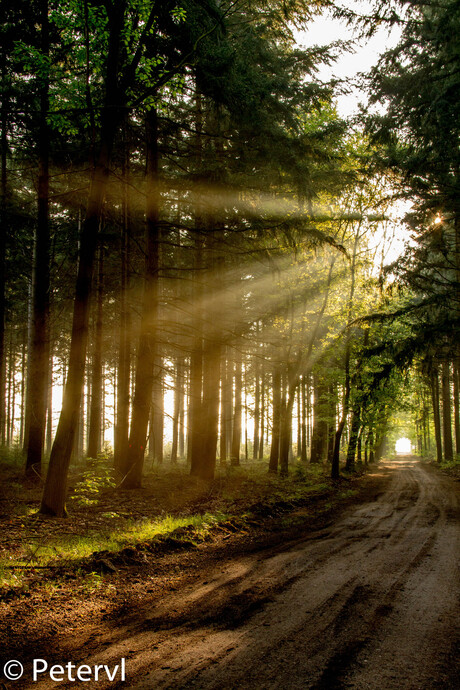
(72, 466), (116, 506)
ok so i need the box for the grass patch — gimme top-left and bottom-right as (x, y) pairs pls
(0, 511), (230, 589)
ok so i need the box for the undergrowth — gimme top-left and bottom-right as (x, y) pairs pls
(0, 455), (360, 592)
(0, 512), (229, 590)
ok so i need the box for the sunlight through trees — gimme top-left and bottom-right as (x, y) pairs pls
(0, 0), (458, 517)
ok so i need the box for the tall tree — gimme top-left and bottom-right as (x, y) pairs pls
(25, 0), (50, 479)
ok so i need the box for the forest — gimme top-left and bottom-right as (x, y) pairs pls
(0, 0), (459, 686)
(0, 0), (458, 529)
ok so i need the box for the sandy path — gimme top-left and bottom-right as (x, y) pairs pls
(32, 458), (460, 689)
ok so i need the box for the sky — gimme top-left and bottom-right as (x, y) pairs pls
(294, 1), (403, 117)
(295, 1), (411, 264)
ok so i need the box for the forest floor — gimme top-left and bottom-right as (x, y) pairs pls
(0, 456), (459, 688)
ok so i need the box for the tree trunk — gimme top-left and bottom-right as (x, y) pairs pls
(268, 367), (281, 473)
(430, 368), (443, 463)
(253, 355), (260, 460)
(149, 364), (164, 464)
(6, 336), (12, 446)
(40, 5), (124, 515)
(310, 374), (328, 464)
(45, 352), (53, 453)
(374, 431), (387, 462)
(25, 0), (50, 479)
(177, 360), (185, 460)
(121, 107), (160, 488)
(192, 224), (223, 480)
(171, 358), (182, 463)
(189, 336), (203, 473)
(357, 427), (362, 463)
(441, 360), (453, 462)
(230, 352), (242, 466)
(114, 124), (131, 476)
(453, 358), (460, 454)
(368, 431), (375, 464)
(244, 369), (248, 461)
(200, 339), (221, 479)
(19, 336), (26, 447)
(279, 380), (295, 477)
(346, 405), (361, 470)
(259, 364), (265, 460)
(296, 384), (301, 459)
(86, 245), (104, 459)
(327, 383), (336, 465)
(300, 375), (307, 462)
(220, 347), (232, 464)
(188, 227), (204, 474)
(0, 44), (8, 446)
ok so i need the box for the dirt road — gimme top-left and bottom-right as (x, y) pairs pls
(34, 458), (460, 689)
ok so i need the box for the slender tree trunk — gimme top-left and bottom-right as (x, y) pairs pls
(200, 338), (221, 479)
(121, 107), (160, 488)
(7, 339), (15, 443)
(23, 278), (33, 453)
(189, 228), (204, 474)
(368, 430), (375, 464)
(327, 383), (336, 465)
(310, 374), (328, 464)
(331, 227), (360, 478)
(306, 374), (312, 457)
(19, 335), (26, 447)
(453, 358), (460, 454)
(114, 127), (131, 475)
(426, 404), (431, 453)
(301, 375), (307, 462)
(346, 405), (361, 469)
(85, 368), (91, 450)
(259, 364), (265, 460)
(269, 367), (281, 473)
(430, 368), (442, 463)
(0, 45), (8, 446)
(231, 352), (242, 466)
(188, 90), (206, 476)
(441, 360), (454, 462)
(46, 352), (53, 453)
(25, 0), (50, 478)
(194, 218), (223, 480)
(296, 384), (301, 458)
(171, 358), (181, 463)
(189, 338), (203, 473)
(357, 427), (362, 463)
(186, 361), (192, 464)
(6, 337), (12, 446)
(150, 364), (164, 464)
(179, 361), (186, 459)
(87, 245), (104, 459)
(375, 428), (387, 462)
(279, 381), (295, 477)
(253, 355), (260, 460)
(244, 368), (248, 461)
(219, 348), (230, 464)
